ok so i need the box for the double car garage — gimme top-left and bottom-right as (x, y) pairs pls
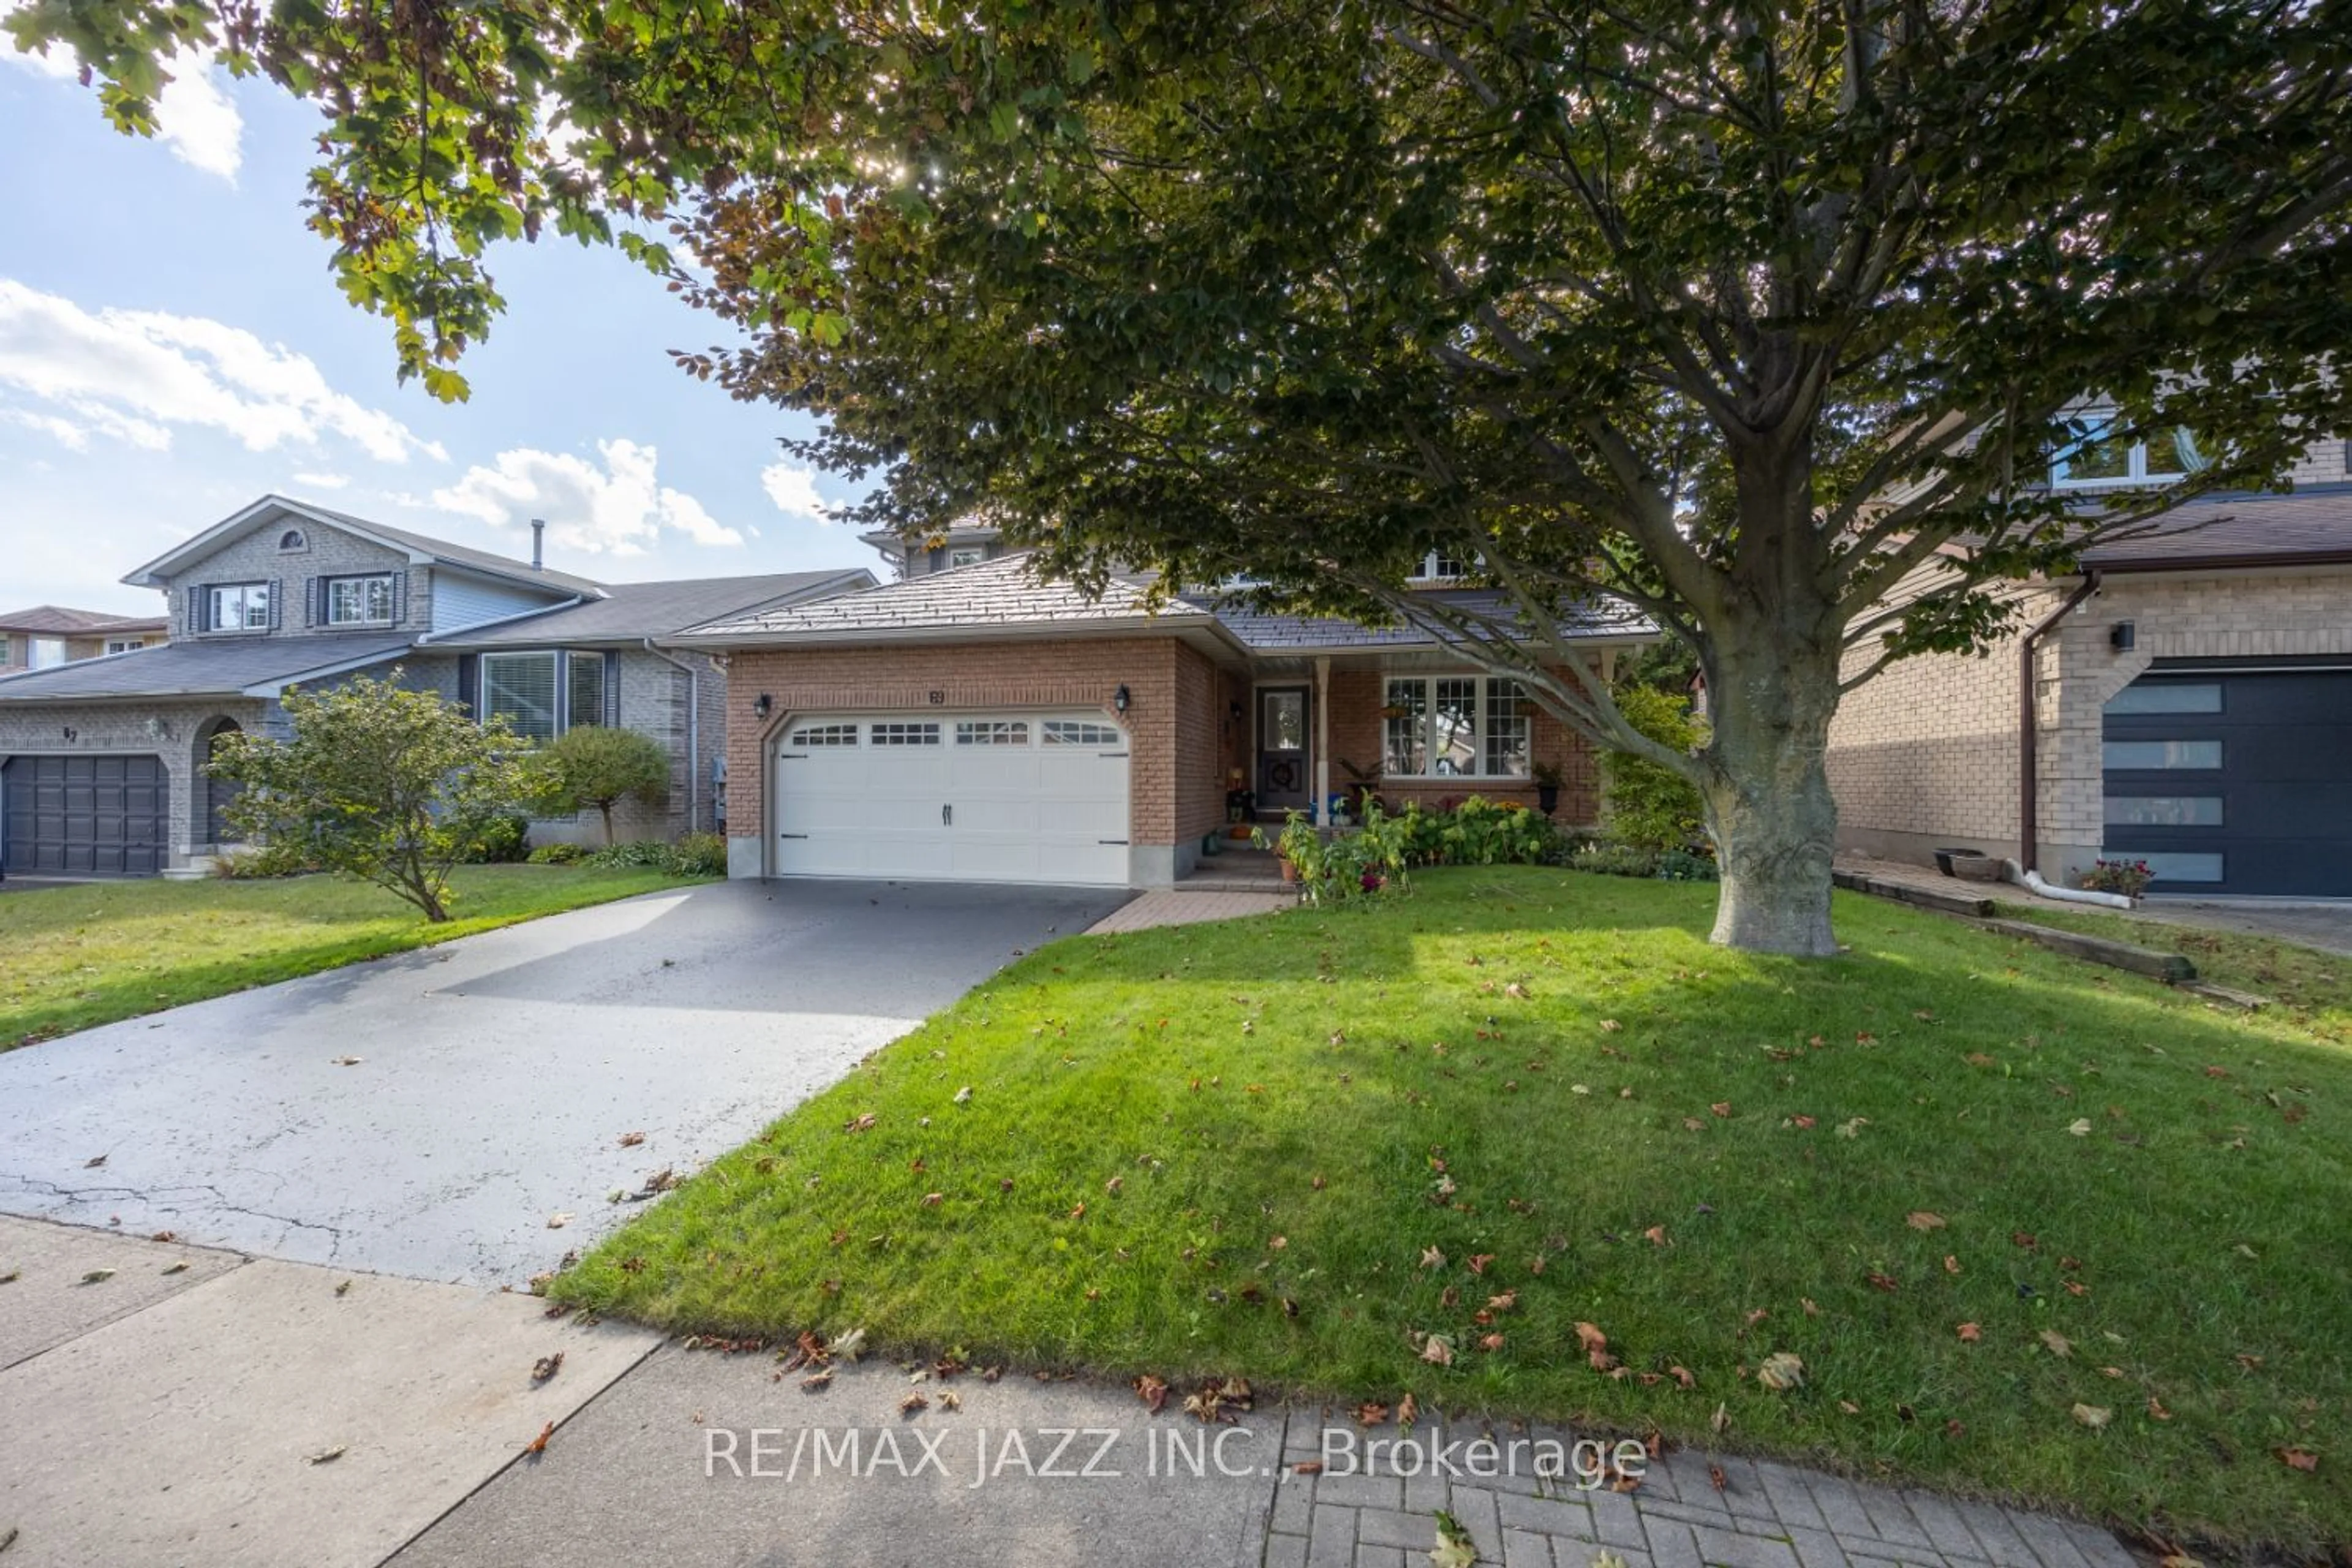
(771, 710), (1134, 886)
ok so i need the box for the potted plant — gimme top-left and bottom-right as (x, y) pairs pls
(1531, 760), (1564, 816)
(2080, 858), (2155, 902)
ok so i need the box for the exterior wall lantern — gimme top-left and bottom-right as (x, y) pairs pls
(753, 693), (773, 718)
(2109, 621), (2136, 652)
(1114, 684), (1131, 714)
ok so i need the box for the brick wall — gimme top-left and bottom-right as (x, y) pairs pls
(1324, 665), (1603, 825)
(163, 522), (424, 640)
(1828, 559), (2352, 874)
(0, 698), (266, 864)
(719, 636), (1205, 872)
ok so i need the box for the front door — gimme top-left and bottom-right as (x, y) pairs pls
(1256, 685), (1311, 815)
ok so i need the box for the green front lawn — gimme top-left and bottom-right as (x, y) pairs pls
(556, 870), (2351, 1554)
(2, 865), (696, 1047)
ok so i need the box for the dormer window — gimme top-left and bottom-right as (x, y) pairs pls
(2052, 420), (2207, 488)
(1410, 551), (1471, 582)
(278, 529), (308, 552)
(947, 545), (987, 568)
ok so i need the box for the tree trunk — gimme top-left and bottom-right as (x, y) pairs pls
(599, 799), (617, 846)
(1697, 453), (1845, 957)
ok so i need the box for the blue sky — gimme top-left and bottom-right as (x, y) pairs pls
(0, 41), (870, 619)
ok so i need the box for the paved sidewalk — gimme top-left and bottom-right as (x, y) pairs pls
(1088, 888), (1294, 933)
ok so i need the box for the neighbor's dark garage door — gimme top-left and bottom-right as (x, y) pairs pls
(1, 755), (168, 876)
(2101, 665), (2351, 897)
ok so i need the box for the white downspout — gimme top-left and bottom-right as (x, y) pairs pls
(2000, 859), (2137, 910)
(642, 639), (701, 834)
(1314, 656), (1331, 828)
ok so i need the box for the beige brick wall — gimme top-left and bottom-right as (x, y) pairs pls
(1825, 578), (2058, 859)
(718, 636), (1215, 875)
(1828, 559), (2352, 874)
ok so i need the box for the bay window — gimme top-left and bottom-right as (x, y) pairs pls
(1382, 676), (1532, 778)
(480, 650), (609, 743)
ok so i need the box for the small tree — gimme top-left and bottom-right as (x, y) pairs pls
(537, 725), (669, 847)
(1601, 687), (1708, 856)
(208, 671), (540, 922)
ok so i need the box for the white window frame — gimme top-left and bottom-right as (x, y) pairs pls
(28, 636), (66, 669)
(2050, 417), (2204, 488)
(326, 573), (396, 626)
(1381, 674), (1532, 780)
(478, 649), (605, 742)
(946, 545), (988, 568)
(207, 582), (271, 631)
(104, 638), (145, 655)
(1407, 550), (1471, 582)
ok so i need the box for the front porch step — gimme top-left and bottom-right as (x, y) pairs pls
(1181, 875), (1292, 894)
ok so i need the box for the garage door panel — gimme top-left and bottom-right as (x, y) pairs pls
(3, 754), (168, 876)
(2103, 668), (2350, 896)
(774, 712), (1129, 888)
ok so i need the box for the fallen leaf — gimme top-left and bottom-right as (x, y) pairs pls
(922, 1193), (944, 1208)
(617, 1131), (646, 1147)
(1292, 1459), (1325, 1476)
(84, 1155), (107, 1169)
(1431, 1511), (1479, 1568)
(1683, 1117), (1706, 1131)
(1710, 1102), (1733, 1118)
(1135, 1374), (1169, 1413)
(1709, 1464), (1728, 1492)
(2040, 1329), (2074, 1359)
(80, 1269), (113, 1285)
(1643, 1226), (1669, 1247)
(2147, 1396), (2173, 1420)
(1837, 1117), (1869, 1138)
(2070, 1403), (2111, 1430)
(1355, 1401), (1390, 1427)
(1398, 1392), (1420, 1429)
(1670, 1365), (1696, 1389)
(1956, 1322), (1983, 1343)
(938, 1390), (962, 1412)
(331, 1056), (363, 1067)
(1574, 1322), (1608, 1354)
(2067, 1118), (2094, 1136)
(1599, 1019), (1623, 1033)
(1419, 1245), (1446, 1270)
(1906, 1211), (1947, 1231)
(532, 1352), (564, 1384)
(524, 1421), (555, 1455)
(1943, 1255), (1962, 1275)
(545, 1213), (573, 1229)
(1466, 1253), (1495, 1275)
(161, 1261), (189, 1275)
(1757, 1352), (1806, 1391)
(801, 1367), (835, 1391)
(1866, 1272), (1900, 1293)
(308, 1445), (347, 1465)
(1487, 1291), (1518, 1314)
(1420, 1334), (1457, 1368)
(2276, 1447), (2320, 1473)
(899, 1393), (929, 1415)
(1711, 1402), (1731, 1434)
(1479, 1333), (1506, 1352)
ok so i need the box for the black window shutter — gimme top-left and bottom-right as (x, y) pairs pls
(268, 578), (282, 631)
(304, 578), (318, 628)
(603, 650), (621, 725)
(393, 571), (408, 625)
(455, 654), (478, 716)
(194, 586), (210, 633)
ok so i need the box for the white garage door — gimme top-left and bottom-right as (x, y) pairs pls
(774, 712), (1131, 885)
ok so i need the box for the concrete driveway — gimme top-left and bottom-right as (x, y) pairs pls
(0, 879), (1126, 1287)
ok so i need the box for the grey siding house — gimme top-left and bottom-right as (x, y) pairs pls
(0, 496), (871, 876)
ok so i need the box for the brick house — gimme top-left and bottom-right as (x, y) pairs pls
(0, 606), (170, 674)
(0, 496), (870, 876)
(1826, 434), (2352, 898)
(675, 551), (1649, 888)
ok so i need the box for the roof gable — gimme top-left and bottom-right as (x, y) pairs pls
(122, 496), (608, 598)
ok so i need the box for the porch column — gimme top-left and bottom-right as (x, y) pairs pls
(1314, 656), (1331, 827)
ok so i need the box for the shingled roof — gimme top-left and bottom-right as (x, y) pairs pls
(0, 635), (413, 701)
(1215, 590), (1651, 651)
(427, 569), (874, 647)
(2079, 484), (2352, 571)
(0, 605), (167, 635)
(674, 552), (1221, 645)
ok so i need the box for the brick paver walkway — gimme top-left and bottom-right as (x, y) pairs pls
(1088, 889), (1294, 933)
(1265, 1413), (2137, 1568)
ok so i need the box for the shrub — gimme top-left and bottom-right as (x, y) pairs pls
(1258, 806), (1413, 905)
(464, 813), (532, 864)
(208, 840), (319, 879)
(528, 842), (587, 865)
(1571, 842), (1662, 878)
(537, 726), (671, 846)
(207, 669), (540, 922)
(1656, 847), (1721, 883)
(1600, 684), (1708, 853)
(581, 836), (729, 878)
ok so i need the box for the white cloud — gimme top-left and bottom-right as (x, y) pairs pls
(289, 470), (351, 491)
(760, 459), (833, 522)
(429, 439), (744, 556)
(1, 14), (243, 181)
(0, 277), (443, 464)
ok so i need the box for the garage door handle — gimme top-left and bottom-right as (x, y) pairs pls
(778, 832), (808, 839)
(1099, 839), (1129, 846)
(942, 804), (953, 827)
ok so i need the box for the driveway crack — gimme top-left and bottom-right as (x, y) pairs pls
(0, 1172), (349, 1257)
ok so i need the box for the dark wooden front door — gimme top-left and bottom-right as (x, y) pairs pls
(1256, 685), (1311, 815)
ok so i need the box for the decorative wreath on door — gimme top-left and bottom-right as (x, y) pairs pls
(1268, 760), (1299, 791)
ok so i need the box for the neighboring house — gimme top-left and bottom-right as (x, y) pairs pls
(0, 606), (170, 673)
(861, 520), (1011, 579)
(673, 551), (1651, 889)
(0, 496), (872, 877)
(1827, 434), (2352, 899)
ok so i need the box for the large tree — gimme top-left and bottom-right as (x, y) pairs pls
(21, 1), (2351, 952)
